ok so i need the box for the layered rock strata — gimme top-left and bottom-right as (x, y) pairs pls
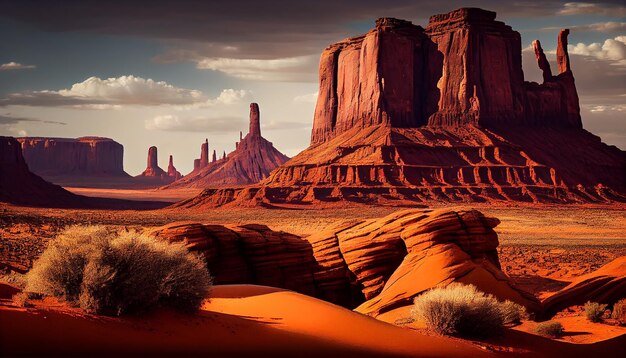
(165, 103), (289, 188)
(17, 137), (128, 178)
(149, 208), (540, 313)
(178, 7), (625, 206)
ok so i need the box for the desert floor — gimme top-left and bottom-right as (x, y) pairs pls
(1, 195), (625, 356)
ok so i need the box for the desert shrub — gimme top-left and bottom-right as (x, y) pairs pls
(411, 283), (506, 338)
(12, 292), (32, 308)
(25, 225), (113, 302)
(25, 226), (212, 316)
(499, 300), (528, 326)
(611, 299), (626, 325)
(584, 301), (608, 323)
(534, 321), (564, 338)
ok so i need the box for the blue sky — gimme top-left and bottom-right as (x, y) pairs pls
(0, 0), (624, 174)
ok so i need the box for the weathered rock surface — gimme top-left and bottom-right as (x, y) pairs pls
(17, 137), (128, 178)
(167, 155), (182, 180)
(179, 7), (625, 207)
(138, 146), (167, 178)
(149, 208), (539, 313)
(165, 103), (289, 189)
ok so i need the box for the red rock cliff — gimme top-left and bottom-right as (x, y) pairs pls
(17, 137), (127, 177)
(165, 103), (289, 189)
(311, 8), (582, 145)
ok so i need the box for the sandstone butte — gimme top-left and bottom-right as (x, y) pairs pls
(0, 136), (168, 209)
(177, 8), (626, 208)
(16, 136), (129, 179)
(164, 102), (289, 189)
(149, 208), (625, 318)
(136, 146), (182, 183)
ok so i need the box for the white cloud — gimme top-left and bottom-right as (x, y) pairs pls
(195, 55), (317, 81)
(569, 36), (626, 65)
(558, 2), (626, 17)
(0, 62), (36, 71)
(293, 91), (318, 103)
(57, 75), (203, 105)
(0, 75), (252, 109)
(145, 114), (245, 132)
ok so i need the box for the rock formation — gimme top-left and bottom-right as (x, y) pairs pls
(16, 137), (128, 179)
(137, 146), (181, 183)
(178, 7), (625, 207)
(138, 146), (167, 178)
(164, 103), (289, 189)
(167, 155), (182, 180)
(0, 136), (82, 207)
(542, 256), (626, 318)
(1, 137), (172, 208)
(149, 208), (540, 313)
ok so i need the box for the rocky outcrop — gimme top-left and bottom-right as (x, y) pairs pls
(178, 7), (625, 207)
(0, 136), (82, 207)
(165, 103), (289, 189)
(16, 137), (128, 178)
(542, 256), (626, 318)
(149, 208), (539, 313)
(138, 146), (167, 178)
(137, 146), (182, 183)
(167, 155), (182, 180)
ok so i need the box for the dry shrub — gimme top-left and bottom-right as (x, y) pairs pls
(12, 292), (32, 308)
(411, 283), (508, 338)
(499, 300), (528, 326)
(25, 226), (212, 316)
(612, 299), (626, 325)
(584, 301), (607, 323)
(535, 321), (564, 338)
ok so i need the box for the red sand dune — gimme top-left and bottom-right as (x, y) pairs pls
(2, 284), (624, 357)
(0, 284), (489, 357)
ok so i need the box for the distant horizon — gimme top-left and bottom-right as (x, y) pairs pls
(1, 0), (624, 175)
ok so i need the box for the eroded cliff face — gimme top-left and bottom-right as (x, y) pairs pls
(150, 209), (540, 313)
(17, 137), (128, 177)
(178, 7), (625, 207)
(311, 8), (583, 145)
(1, 136), (81, 206)
(165, 103), (289, 188)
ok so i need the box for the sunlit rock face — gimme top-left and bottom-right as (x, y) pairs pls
(178, 8), (626, 207)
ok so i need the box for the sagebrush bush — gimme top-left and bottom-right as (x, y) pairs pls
(499, 300), (528, 326)
(612, 299), (626, 325)
(411, 283), (510, 337)
(584, 301), (607, 323)
(535, 321), (564, 338)
(25, 226), (212, 316)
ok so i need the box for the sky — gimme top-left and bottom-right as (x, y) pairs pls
(0, 0), (624, 175)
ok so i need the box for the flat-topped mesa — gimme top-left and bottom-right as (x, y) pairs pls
(310, 8), (583, 145)
(311, 17), (426, 144)
(17, 136), (127, 177)
(139, 146), (166, 177)
(167, 155), (182, 180)
(425, 7), (526, 127)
